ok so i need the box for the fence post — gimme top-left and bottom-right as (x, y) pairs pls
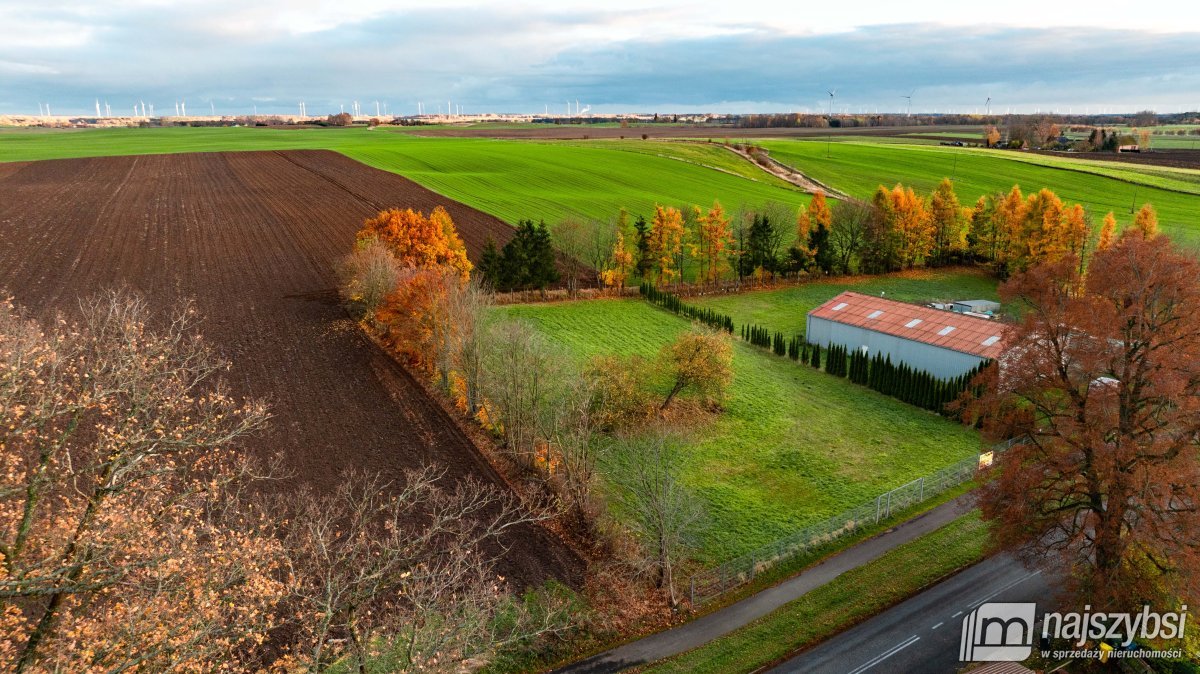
(875, 494), (881, 524)
(919, 476), (925, 501)
(886, 490), (892, 519)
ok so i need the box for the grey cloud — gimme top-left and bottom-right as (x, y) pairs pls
(2, 10), (1198, 115)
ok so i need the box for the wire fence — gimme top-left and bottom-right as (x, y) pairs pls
(688, 450), (992, 605)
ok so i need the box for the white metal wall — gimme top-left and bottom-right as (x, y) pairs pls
(806, 315), (985, 379)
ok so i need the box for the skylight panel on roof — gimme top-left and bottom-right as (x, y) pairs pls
(868, 310), (884, 319)
(832, 302), (848, 311)
(905, 319), (922, 328)
(982, 335), (1001, 346)
(938, 326), (956, 336)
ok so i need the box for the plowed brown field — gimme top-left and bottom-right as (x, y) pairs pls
(0, 150), (582, 587)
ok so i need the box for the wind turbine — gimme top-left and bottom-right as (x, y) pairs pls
(901, 89), (915, 117)
(826, 89), (836, 158)
(95, 99), (101, 117)
(985, 96), (991, 116)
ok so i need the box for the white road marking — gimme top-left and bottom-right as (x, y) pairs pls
(845, 635), (920, 674)
(931, 622), (944, 630)
(967, 570), (1042, 609)
(952, 611), (963, 618)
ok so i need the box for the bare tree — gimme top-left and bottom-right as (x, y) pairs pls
(338, 238), (402, 320)
(482, 320), (565, 471)
(0, 290), (279, 672)
(281, 467), (573, 672)
(552, 217), (592, 297)
(610, 432), (707, 607)
(829, 199), (872, 274)
(447, 278), (493, 415)
(547, 371), (605, 528)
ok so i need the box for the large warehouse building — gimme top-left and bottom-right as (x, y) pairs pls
(806, 291), (1006, 379)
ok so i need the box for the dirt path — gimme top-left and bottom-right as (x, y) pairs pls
(0, 150), (584, 589)
(716, 143), (851, 199)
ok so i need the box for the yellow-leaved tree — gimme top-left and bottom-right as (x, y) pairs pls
(1133, 203), (1159, 240)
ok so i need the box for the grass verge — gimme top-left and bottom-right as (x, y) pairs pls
(641, 511), (990, 674)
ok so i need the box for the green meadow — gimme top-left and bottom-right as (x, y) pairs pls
(759, 139), (1200, 241)
(689, 268), (1000, 338)
(496, 298), (980, 561)
(0, 127), (809, 226)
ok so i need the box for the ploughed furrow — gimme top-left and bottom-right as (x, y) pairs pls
(272, 149), (523, 261)
(0, 151), (583, 589)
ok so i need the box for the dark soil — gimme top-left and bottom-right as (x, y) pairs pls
(1030, 148), (1200, 169)
(0, 150), (584, 589)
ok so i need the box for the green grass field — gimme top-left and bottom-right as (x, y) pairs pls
(760, 139), (1200, 241)
(689, 268), (1000, 338)
(496, 298), (980, 561)
(0, 127), (808, 227)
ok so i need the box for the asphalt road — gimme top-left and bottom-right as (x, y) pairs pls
(553, 495), (977, 674)
(768, 553), (1056, 674)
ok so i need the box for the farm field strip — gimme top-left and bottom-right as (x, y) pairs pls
(497, 298), (979, 561)
(759, 139), (1200, 241)
(0, 151), (582, 587)
(0, 127), (810, 227)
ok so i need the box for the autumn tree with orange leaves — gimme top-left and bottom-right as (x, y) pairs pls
(601, 230), (635, 293)
(869, 184), (934, 270)
(0, 290), (281, 673)
(971, 233), (1200, 616)
(647, 205), (686, 287)
(694, 200), (733, 286)
(349, 207), (473, 376)
(1133, 203), (1159, 239)
(1098, 212), (1118, 251)
(929, 178), (968, 264)
(357, 206), (472, 279)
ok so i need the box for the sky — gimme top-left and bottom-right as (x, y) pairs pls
(2, 0), (1200, 117)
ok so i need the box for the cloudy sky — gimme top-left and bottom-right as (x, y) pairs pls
(3, 0), (1199, 116)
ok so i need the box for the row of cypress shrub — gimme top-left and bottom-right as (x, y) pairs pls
(700, 306), (987, 419)
(738, 322), (985, 417)
(640, 282), (735, 333)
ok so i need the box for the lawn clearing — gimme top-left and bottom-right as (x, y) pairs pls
(759, 139), (1200, 242)
(688, 268), (1000, 339)
(642, 511), (989, 674)
(495, 299), (980, 562)
(0, 127), (808, 228)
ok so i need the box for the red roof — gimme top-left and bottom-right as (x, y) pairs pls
(808, 291), (1007, 359)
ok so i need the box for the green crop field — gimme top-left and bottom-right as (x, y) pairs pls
(563, 139), (797, 188)
(689, 268), (1000, 338)
(759, 139), (1200, 241)
(495, 298), (980, 561)
(0, 127), (808, 227)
